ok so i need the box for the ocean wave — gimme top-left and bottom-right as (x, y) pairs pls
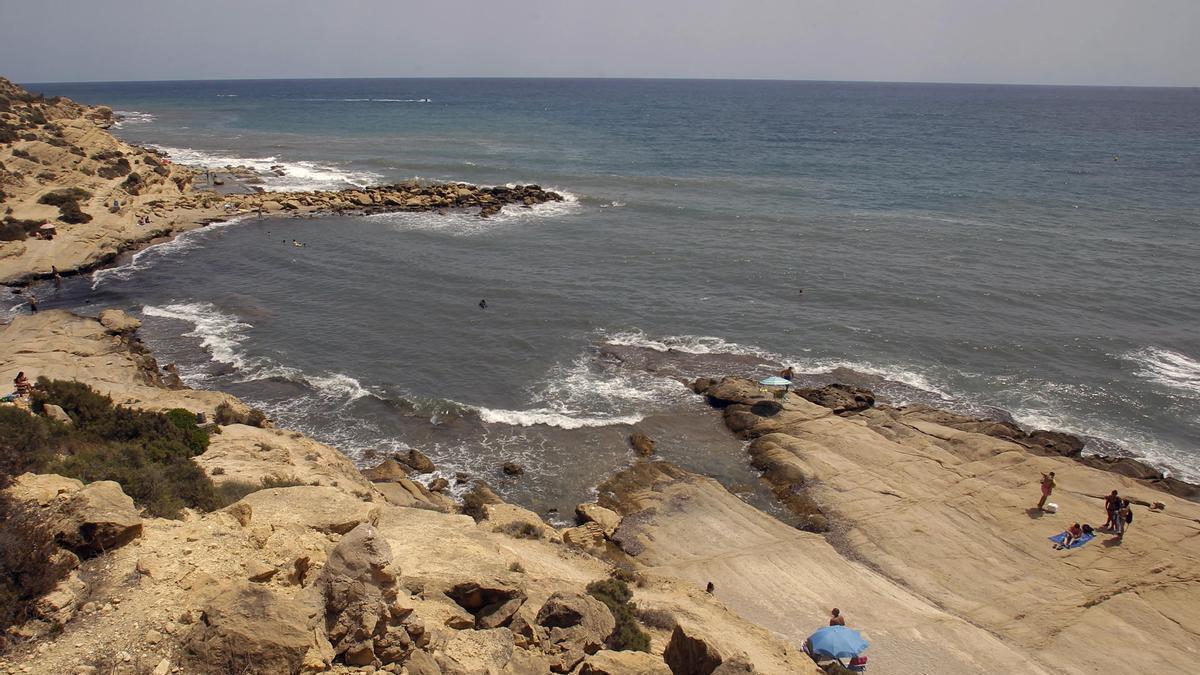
(603, 330), (783, 360)
(111, 110), (155, 129)
(149, 144), (383, 192)
(364, 188), (581, 235)
(142, 302), (252, 372)
(140, 302), (373, 402)
(476, 407), (643, 429)
(1124, 347), (1200, 397)
(91, 216), (251, 289)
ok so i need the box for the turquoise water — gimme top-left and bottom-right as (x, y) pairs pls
(17, 78), (1200, 508)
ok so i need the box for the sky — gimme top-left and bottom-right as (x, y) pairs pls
(2, 0), (1198, 86)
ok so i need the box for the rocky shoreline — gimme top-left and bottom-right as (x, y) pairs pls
(3, 77), (1200, 675)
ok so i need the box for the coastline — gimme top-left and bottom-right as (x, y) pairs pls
(3, 77), (1200, 674)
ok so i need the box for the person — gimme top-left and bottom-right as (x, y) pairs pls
(27, 293), (38, 313)
(1055, 522), (1084, 550)
(1117, 500), (1132, 540)
(13, 372), (33, 398)
(479, 299), (488, 310)
(52, 265), (62, 289)
(1037, 471), (1056, 510)
(1103, 490), (1121, 529)
(780, 366), (795, 381)
(829, 608), (845, 626)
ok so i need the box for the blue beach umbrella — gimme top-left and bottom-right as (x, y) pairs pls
(806, 625), (869, 660)
(759, 376), (792, 387)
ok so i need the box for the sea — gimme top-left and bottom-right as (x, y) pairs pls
(9, 78), (1200, 517)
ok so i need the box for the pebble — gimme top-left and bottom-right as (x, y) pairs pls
(163, 621), (179, 635)
(118, 651), (132, 663)
(145, 629), (162, 644)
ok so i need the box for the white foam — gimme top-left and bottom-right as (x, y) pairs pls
(111, 110), (155, 129)
(364, 188), (581, 235)
(91, 216), (251, 289)
(476, 407), (643, 430)
(149, 144), (383, 192)
(300, 98), (431, 103)
(603, 330), (782, 360)
(1125, 347), (1200, 397)
(142, 302), (252, 372)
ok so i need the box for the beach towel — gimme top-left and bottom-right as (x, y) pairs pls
(1049, 532), (1095, 549)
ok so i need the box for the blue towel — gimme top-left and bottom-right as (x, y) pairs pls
(1049, 532), (1095, 549)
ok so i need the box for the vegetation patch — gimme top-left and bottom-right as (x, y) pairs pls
(0, 217), (43, 241)
(96, 156), (131, 179)
(37, 187), (92, 224)
(120, 171), (144, 195)
(214, 401), (269, 427)
(586, 578), (652, 652)
(214, 476), (312, 507)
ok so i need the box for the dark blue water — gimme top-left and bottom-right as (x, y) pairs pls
(17, 79), (1200, 508)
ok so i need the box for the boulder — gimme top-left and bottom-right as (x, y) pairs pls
(444, 580), (526, 629)
(536, 592), (615, 659)
(436, 628), (516, 674)
(711, 657), (757, 674)
(239, 486), (375, 534)
(317, 523), (405, 666)
(398, 448), (436, 474)
(57, 480), (143, 556)
(484, 503), (552, 540)
(628, 432), (656, 456)
(98, 309), (141, 335)
(795, 384), (875, 414)
(363, 458), (411, 482)
(575, 504), (621, 538)
(502, 461), (525, 477)
(182, 583), (333, 674)
(562, 522), (606, 550)
(1022, 430), (1086, 457)
(663, 623), (725, 675)
(42, 403), (73, 425)
(407, 649), (443, 675)
(575, 650), (672, 674)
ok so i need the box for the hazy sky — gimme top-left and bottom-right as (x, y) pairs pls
(2, 0), (1198, 86)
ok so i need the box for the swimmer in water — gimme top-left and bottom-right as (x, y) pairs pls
(479, 299), (488, 309)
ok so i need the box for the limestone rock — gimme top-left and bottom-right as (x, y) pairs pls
(444, 580), (526, 629)
(182, 583), (333, 675)
(407, 649), (443, 675)
(574, 503), (621, 538)
(58, 480), (143, 556)
(536, 592), (615, 659)
(575, 650), (671, 674)
(239, 486), (375, 534)
(98, 309), (141, 335)
(628, 432), (656, 456)
(711, 657), (757, 674)
(317, 523), (403, 666)
(484, 503), (552, 540)
(436, 628), (515, 674)
(562, 522), (606, 550)
(663, 623), (725, 675)
(363, 458), (410, 482)
(398, 448), (436, 474)
(795, 383), (875, 414)
(42, 403), (73, 425)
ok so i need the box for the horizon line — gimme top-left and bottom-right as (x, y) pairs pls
(17, 74), (1199, 90)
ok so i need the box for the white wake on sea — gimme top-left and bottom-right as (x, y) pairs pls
(1124, 347), (1200, 397)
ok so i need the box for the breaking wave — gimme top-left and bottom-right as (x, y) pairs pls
(149, 144), (383, 192)
(111, 110), (155, 129)
(1125, 347), (1200, 397)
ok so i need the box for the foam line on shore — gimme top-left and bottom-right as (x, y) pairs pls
(1125, 347), (1200, 397)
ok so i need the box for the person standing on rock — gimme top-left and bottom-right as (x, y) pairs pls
(52, 266), (62, 289)
(27, 292), (38, 313)
(1116, 500), (1132, 540)
(1103, 490), (1121, 529)
(1037, 471), (1056, 510)
(829, 608), (846, 626)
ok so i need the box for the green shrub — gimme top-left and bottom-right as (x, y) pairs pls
(0, 217), (42, 242)
(0, 498), (62, 648)
(96, 157), (131, 180)
(11, 148), (31, 159)
(20, 379), (219, 519)
(166, 408), (209, 455)
(37, 187), (91, 207)
(586, 578), (651, 652)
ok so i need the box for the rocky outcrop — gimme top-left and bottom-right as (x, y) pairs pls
(628, 432), (656, 456)
(535, 592), (615, 672)
(575, 650), (672, 674)
(794, 383), (875, 414)
(316, 523), (411, 667)
(663, 623), (726, 675)
(97, 308), (142, 335)
(575, 503), (622, 538)
(182, 583), (333, 674)
(7, 473), (143, 556)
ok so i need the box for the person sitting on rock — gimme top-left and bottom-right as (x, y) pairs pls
(829, 607), (846, 626)
(13, 372), (34, 398)
(781, 366), (795, 381)
(1055, 522), (1084, 550)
